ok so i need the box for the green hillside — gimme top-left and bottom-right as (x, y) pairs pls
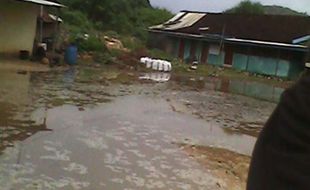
(225, 1), (308, 16)
(263, 5), (307, 16)
(57, 0), (172, 40)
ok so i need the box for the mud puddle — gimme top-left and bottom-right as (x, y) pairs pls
(1, 96), (252, 189)
(0, 65), (287, 189)
(165, 75), (285, 137)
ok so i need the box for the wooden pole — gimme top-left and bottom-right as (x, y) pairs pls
(219, 24), (226, 65)
(52, 8), (60, 54)
(245, 46), (250, 71)
(275, 49), (280, 77)
(39, 5), (43, 43)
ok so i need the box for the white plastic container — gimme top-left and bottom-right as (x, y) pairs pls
(146, 58), (152, 68)
(139, 57), (172, 72)
(158, 60), (164, 71)
(152, 60), (159, 70)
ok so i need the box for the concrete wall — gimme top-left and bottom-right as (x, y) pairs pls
(0, 0), (39, 56)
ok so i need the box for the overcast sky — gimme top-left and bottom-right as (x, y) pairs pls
(150, 0), (310, 14)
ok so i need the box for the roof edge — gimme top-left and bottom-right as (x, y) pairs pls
(16, 0), (65, 7)
(149, 29), (308, 51)
(293, 35), (310, 44)
(180, 10), (221, 14)
(179, 10), (310, 17)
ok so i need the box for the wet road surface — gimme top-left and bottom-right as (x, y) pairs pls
(0, 66), (285, 189)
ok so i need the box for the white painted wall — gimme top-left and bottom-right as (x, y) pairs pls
(0, 0), (39, 55)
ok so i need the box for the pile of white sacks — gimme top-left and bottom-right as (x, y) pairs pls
(140, 57), (172, 72)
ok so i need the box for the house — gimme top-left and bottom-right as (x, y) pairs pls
(149, 11), (310, 78)
(36, 10), (63, 51)
(0, 0), (64, 57)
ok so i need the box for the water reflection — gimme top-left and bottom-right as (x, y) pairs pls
(139, 72), (171, 82)
(0, 69), (53, 154)
(226, 80), (285, 103)
(63, 67), (77, 88)
(171, 75), (286, 103)
(0, 68), (134, 155)
(0, 67), (272, 189)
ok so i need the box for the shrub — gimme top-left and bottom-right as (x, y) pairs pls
(104, 31), (120, 39)
(77, 36), (107, 52)
(93, 52), (113, 64)
(148, 48), (174, 61)
(120, 36), (145, 50)
(61, 10), (94, 32)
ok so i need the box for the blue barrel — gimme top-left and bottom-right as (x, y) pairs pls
(65, 45), (78, 65)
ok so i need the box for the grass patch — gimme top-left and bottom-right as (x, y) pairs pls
(172, 61), (293, 86)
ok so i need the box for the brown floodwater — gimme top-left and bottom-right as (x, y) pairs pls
(0, 65), (284, 189)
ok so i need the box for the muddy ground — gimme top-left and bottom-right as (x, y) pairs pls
(0, 64), (284, 190)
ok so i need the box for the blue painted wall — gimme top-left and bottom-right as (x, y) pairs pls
(207, 53), (225, 66)
(183, 40), (191, 62)
(195, 42), (202, 62)
(232, 53), (248, 70)
(276, 60), (290, 77)
(173, 38), (180, 57)
(247, 56), (278, 76)
(171, 37), (303, 78)
(232, 52), (301, 78)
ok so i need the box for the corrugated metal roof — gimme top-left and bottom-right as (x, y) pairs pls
(164, 12), (186, 24)
(48, 14), (63, 22)
(176, 12), (310, 44)
(225, 38), (307, 49)
(40, 10), (63, 22)
(149, 29), (308, 51)
(16, 0), (64, 7)
(293, 35), (310, 44)
(150, 12), (205, 30)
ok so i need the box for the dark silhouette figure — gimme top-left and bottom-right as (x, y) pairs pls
(247, 71), (310, 190)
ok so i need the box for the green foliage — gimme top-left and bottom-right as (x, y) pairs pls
(77, 36), (107, 52)
(60, 9), (97, 47)
(263, 5), (308, 16)
(121, 36), (145, 50)
(148, 48), (175, 61)
(56, 0), (174, 55)
(225, 2), (308, 16)
(93, 52), (113, 64)
(59, 0), (173, 39)
(103, 31), (121, 39)
(134, 7), (173, 41)
(61, 10), (93, 30)
(137, 8), (173, 27)
(225, 0), (265, 14)
(109, 49), (123, 58)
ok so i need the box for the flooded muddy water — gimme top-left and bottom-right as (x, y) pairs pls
(0, 66), (285, 189)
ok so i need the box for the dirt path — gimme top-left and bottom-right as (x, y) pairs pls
(179, 143), (250, 190)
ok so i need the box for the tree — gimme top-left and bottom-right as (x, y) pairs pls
(225, 0), (265, 14)
(58, 0), (172, 36)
